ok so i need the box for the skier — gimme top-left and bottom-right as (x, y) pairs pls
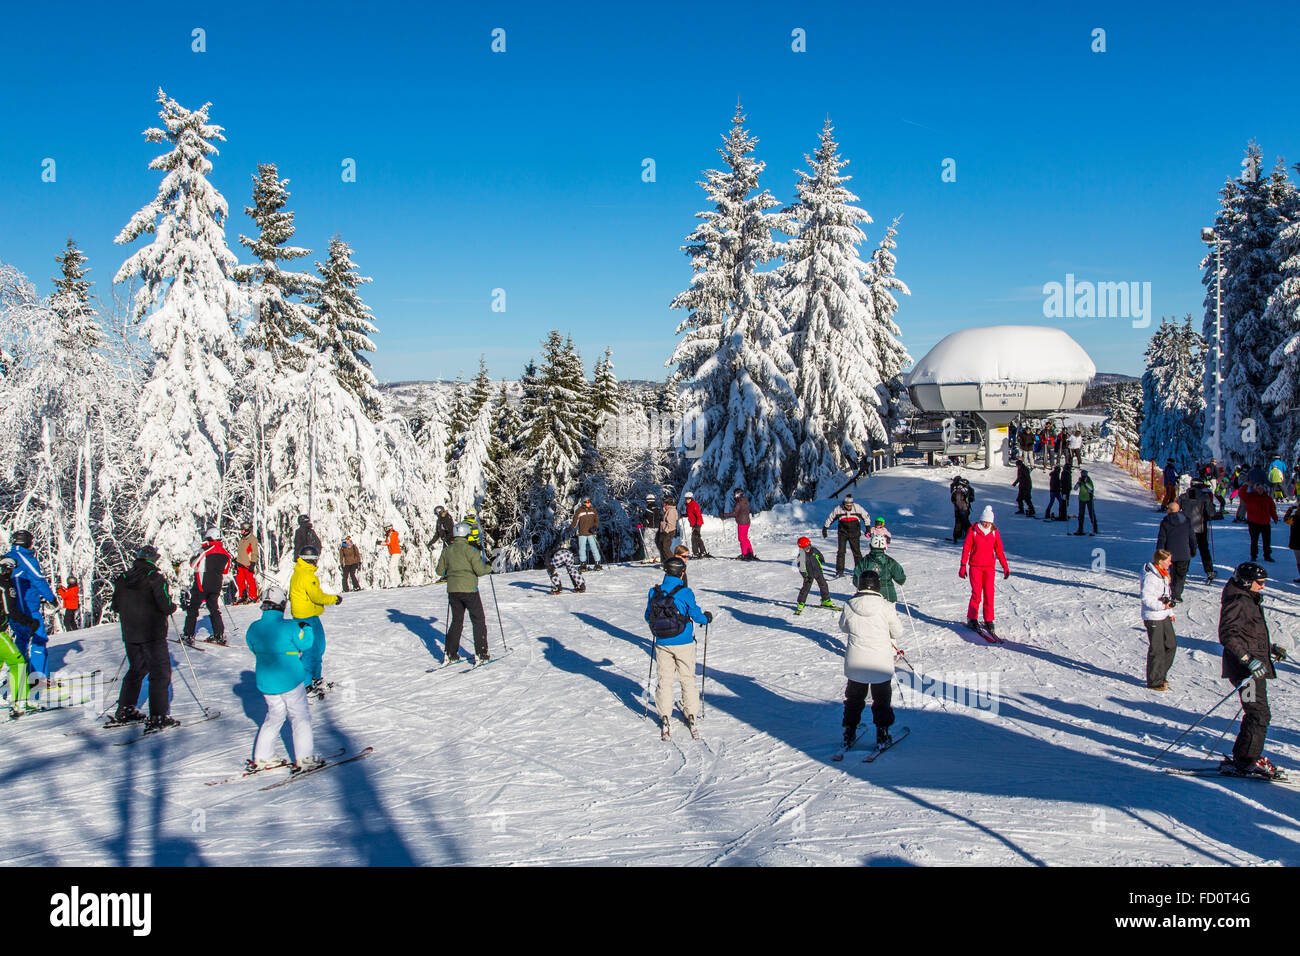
(853, 532), (906, 603)
(1160, 460), (1178, 512)
(547, 546), (586, 594)
(1239, 482), (1277, 563)
(684, 491), (709, 557)
(1013, 460), (1036, 516)
(1140, 549), (1178, 691)
(0, 556), (39, 716)
(644, 555), (711, 740)
(821, 494), (870, 577)
(949, 475), (975, 543)
(722, 489), (756, 560)
(870, 516), (892, 547)
(293, 514), (321, 558)
(435, 522), (493, 664)
(566, 496), (603, 570)
(838, 569), (902, 751)
(638, 493), (661, 564)
(1268, 458), (1286, 500)
(658, 495), (680, 563)
(1068, 430), (1083, 465)
(110, 545), (178, 730)
(234, 523), (259, 604)
(56, 576), (79, 631)
(463, 509), (483, 550)
(1060, 460), (1074, 522)
(1072, 469), (1098, 535)
(433, 505), (455, 552)
(1178, 479), (1221, 582)
(3, 530), (56, 689)
(1156, 501), (1195, 604)
(794, 537), (834, 615)
(182, 528), (231, 646)
(289, 544), (340, 696)
(339, 536), (363, 592)
(1218, 562), (1288, 778)
(382, 524), (402, 586)
(959, 506), (1010, 639)
(1285, 501), (1300, 582)
(246, 584), (323, 772)
(1043, 465), (1063, 521)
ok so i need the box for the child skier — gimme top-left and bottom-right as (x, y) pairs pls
(869, 516), (892, 547)
(547, 546), (586, 594)
(0, 556), (39, 716)
(794, 537), (835, 615)
(853, 532), (906, 603)
(289, 544), (340, 697)
(644, 556), (712, 740)
(245, 585), (323, 772)
(959, 506), (1010, 640)
(838, 570), (902, 751)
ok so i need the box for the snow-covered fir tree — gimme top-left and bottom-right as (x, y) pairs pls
(50, 238), (104, 357)
(591, 347), (620, 442)
(234, 163), (319, 371)
(469, 355), (493, 416)
(669, 106), (796, 511)
(1261, 162), (1300, 463)
(310, 235), (382, 421)
(114, 90), (249, 561)
(1102, 381), (1143, 457)
(866, 217), (913, 438)
(1140, 316), (1207, 472)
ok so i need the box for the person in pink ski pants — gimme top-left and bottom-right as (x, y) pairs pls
(959, 505), (1010, 638)
(721, 489), (757, 560)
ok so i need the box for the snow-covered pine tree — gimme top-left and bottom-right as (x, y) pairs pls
(310, 235), (382, 421)
(668, 106), (796, 511)
(479, 381), (526, 555)
(469, 355), (493, 417)
(866, 217), (913, 440)
(445, 374), (470, 464)
(591, 346), (620, 443)
(777, 120), (901, 497)
(1102, 381), (1143, 459)
(1261, 162), (1300, 462)
(234, 163), (319, 371)
(114, 90), (249, 561)
(50, 238), (104, 357)
(516, 357), (543, 446)
(1140, 316), (1207, 472)
(450, 397), (494, 517)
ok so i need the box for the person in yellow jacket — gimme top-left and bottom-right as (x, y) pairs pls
(289, 545), (340, 695)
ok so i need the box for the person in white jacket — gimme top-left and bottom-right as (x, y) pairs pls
(838, 570), (903, 749)
(1141, 549), (1177, 691)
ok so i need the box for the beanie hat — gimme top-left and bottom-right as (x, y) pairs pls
(980, 505), (995, 523)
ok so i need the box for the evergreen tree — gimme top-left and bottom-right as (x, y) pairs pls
(669, 105), (796, 510)
(1140, 316), (1207, 472)
(1103, 381), (1143, 456)
(1262, 162), (1300, 462)
(469, 354), (493, 416)
(527, 330), (589, 494)
(591, 347), (620, 443)
(310, 235), (381, 420)
(50, 238), (103, 357)
(114, 89), (248, 560)
(866, 217), (913, 437)
(234, 163), (319, 370)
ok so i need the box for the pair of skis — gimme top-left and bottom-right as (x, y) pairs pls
(967, 621), (1005, 644)
(1164, 763), (1300, 790)
(204, 746), (349, 786)
(425, 649), (513, 676)
(832, 726), (911, 762)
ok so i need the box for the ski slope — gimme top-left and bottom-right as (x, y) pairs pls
(6, 458), (1300, 866)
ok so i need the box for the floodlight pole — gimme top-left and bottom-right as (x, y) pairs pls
(1202, 228), (1224, 463)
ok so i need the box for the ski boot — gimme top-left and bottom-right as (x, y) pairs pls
(967, 617), (980, 631)
(819, 597), (837, 609)
(660, 716), (671, 741)
(687, 715), (701, 740)
(793, 603), (805, 615)
(982, 620), (998, 639)
(144, 715), (181, 734)
(294, 754), (326, 773)
(843, 724), (858, 750)
(114, 705), (147, 724)
(474, 653), (491, 666)
(203, 635), (229, 646)
(575, 584), (586, 593)
(247, 757), (284, 773)
(875, 726), (893, 747)
(549, 586), (562, 596)
(592, 563), (603, 572)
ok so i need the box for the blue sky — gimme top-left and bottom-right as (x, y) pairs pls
(1, 0), (1297, 383)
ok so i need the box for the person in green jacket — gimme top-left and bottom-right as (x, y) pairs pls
(852, 532), (906, 603)
(1073, 468), (1099, 535)
(245, 585), (322, 771)
(435, 522), (494, 664)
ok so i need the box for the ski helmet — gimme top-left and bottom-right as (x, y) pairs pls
(874, 516), (886, 526)
(869, 532), (889, 551)
(298, 514), (311, 524)
(646, 493), (656, 500)
(299, 544), (320, 561)
(138, 545), (160, 563)
(453, 522), (472, 538)
(662, 556), (687, 578)
(241, 523), (252, 533)
(856, 569), (881, 592)
(1234, 562), (1268, 586)
(67, 575), (78, 584)
(0, 556), (16, 574)
(261, 585), (288, 612)
(10, 530), (33, 549)
(205, 527), (220, 541)
(435, 505), (446, 515)
(797, 536), (811, 549)
(684, 491), (694, 500)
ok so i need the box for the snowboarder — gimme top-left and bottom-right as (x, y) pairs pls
(838, 569), (902, 751)
(289, 544), (340, 695)
(1072, 469), (1098, 535)
(638, 494), (661, 564)
(566, 496), (603, 570)
(684, 491), (709, 557)
(436, 522), (493, 664)
(111, 545), (178, 730)
(1239, 482), (1277, 563)
(1140, 549), (1178, 691)
(293, 514), (321, 558)
(234, 523), (259, 604)
(0, 556), (39, 716)
(56, 576), (79, 632)
(1013, 461), (1036, 516)
(339, 536), (363, 592)
(658, 496), (680, 563)
(822, 494), (870, 577)
(950, 475), (975, 543)
(246, 585), (323, 772)
(959, 506), (1010, 638)
(644, 555), (711, 740)
(794, 537), (834, 614)
(1178, 479), (1221, 582)
(853, 532), (906, 603)
(547, 546), (586, 594)
(1156, 501), (1195, 604)
(3, 530), (56, 689)
(182, 528), (231, 646)
(1218, 562), (1288, 778)
(382, 524), (402, 586)
(721, 489), (757, 560)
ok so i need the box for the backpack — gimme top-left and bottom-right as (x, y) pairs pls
(647, 584), (690, 639)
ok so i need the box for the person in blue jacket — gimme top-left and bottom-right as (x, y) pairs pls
(244, 585), (324, 772)
(644, 556), (712, 739)
(5, 530), (56, 694)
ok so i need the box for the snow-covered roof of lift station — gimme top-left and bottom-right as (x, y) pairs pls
(903, 325), (1097, 387)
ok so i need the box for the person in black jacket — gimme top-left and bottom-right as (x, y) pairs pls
(1045, 466), (1063, 520)
(293, 514), (321, 558)
(1218, 562), (1288, 777)
(112, 545), (178, 728)
(1156, 501), (1196, 603)
(182, 529), (232, 645)
(1178, 481), (1221, 582)
(1060, 460), (1074, 522)
(1013, 461), (1035, 516)
(950, 476), (975, 542)
(433, 506), (455, 549)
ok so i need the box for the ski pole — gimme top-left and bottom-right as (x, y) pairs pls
(1205, 705), (1242, 759)
(698, 622), (710, 720)
(168, 612), (215, 718)
(1149, 676), (1252, 765)
(93, 653), (129, 720)
(487, 573), (509, 653)
(642, 634), (659, 720)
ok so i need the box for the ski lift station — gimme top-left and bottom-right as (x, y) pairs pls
(903, 325), (1097, 468)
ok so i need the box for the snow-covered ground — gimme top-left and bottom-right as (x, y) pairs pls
(7, 458), (1300, 866)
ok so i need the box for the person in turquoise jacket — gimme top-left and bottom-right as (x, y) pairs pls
(244, 585), (323, 771)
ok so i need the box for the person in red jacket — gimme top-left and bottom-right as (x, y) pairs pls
(959, 505), (1011, 638)
(684, 491), (710, 557)
(1239, 482), (1278, 563)
(56, 576), (80, 632)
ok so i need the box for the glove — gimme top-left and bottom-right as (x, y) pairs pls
(1272, 643), (1288, 662)
(334, 594), (343, 607)
(704, 611), (714, 624)
(1245, 656), (1266, 677)
(822, 528), (828, 539)
(1004, 569), (1010, 579)
(959, 567), (967, 579)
